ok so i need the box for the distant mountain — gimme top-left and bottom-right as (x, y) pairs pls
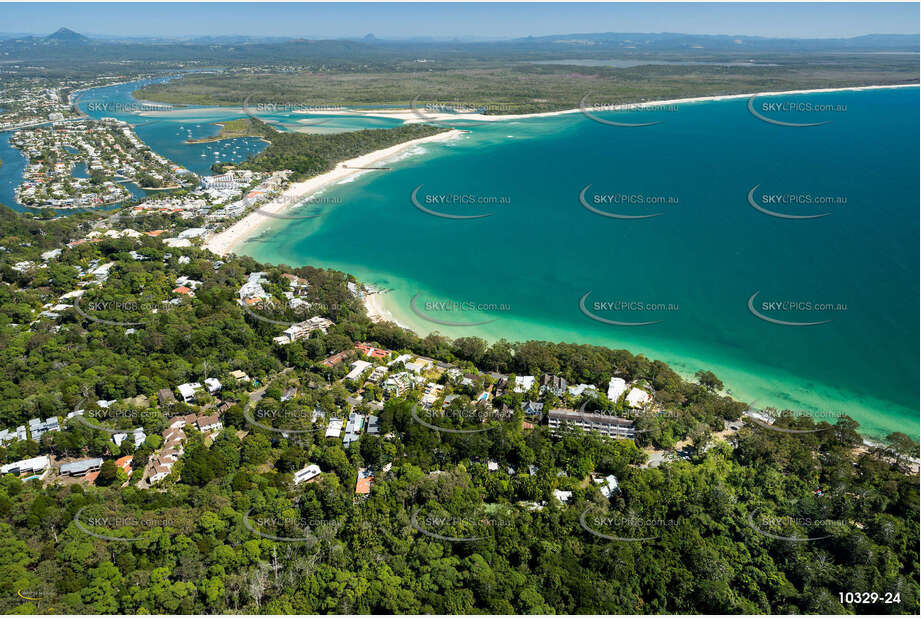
(44, 27), (89, 44)
(510, 31), (919, 52)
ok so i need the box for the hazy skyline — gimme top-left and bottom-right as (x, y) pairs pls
(2, 2), (919, 39)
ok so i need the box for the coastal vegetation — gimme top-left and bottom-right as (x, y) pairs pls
(137, 61), (920, 115)
(220, 119), (446, 180)
(187, 118), (273, 144)
(0, 204), (918, 614)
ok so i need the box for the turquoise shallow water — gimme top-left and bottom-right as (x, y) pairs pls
(238, 87), (920, 440)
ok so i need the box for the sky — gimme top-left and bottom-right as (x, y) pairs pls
(2, 2), (919, 40)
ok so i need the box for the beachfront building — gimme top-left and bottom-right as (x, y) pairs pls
(547, 408), (636, 439)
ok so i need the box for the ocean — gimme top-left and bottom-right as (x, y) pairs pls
(236, 87), (920, 440)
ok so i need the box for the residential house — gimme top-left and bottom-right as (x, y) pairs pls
(607, 377), (628, 402)
(177, 382), (202, 403)
(345, 360), (372, 381)
(355, 468), (374, 496)
(229, 369), (250, 383)
(367, 415), (380, 435)
(156, 389), (176, 407)
(343, 412), (364, 447)
(625, 387), (651, 409)
(60, 457), (103, 477)
(204, 378), (222, 395)
(383, 372), (412, 396)
(27, 416), (60, 440)
(514, 375), (535, 393)
(293, 464), (322, 485)
(568, 383), (597, 398)
(541, 374), (568, 397)
(0, 455), (50, 477)
(325, 418), (344, 439)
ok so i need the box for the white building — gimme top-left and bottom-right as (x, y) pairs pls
(325, 418), (344, 438)
(607, 377), (628, 402)
(568, 384), (597, 397)
(0, 455), (50, 477)
(345, 360), (372, 381)
(548, 408), (636, 439)
(552, 489), (572, 503)
(598, 474), (619, 498)
(177, 382), (203, 403)
(514, 376), (535, 393)
(625, 387), (651, 409)
(293, 464), (322, 485)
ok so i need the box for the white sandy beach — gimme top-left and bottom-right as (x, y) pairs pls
(308, 83), (918, 123)
(362, 290), (410, 328)
(202, 128), (464, 256)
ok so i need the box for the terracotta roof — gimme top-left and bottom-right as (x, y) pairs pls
(355, 475), (374, 495)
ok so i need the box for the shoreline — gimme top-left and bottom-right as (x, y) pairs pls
(202, 128), (464, 256)
(357, 278), (914, 443)
(302, 83), (918, 123)
(362, 290), (410, 328)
